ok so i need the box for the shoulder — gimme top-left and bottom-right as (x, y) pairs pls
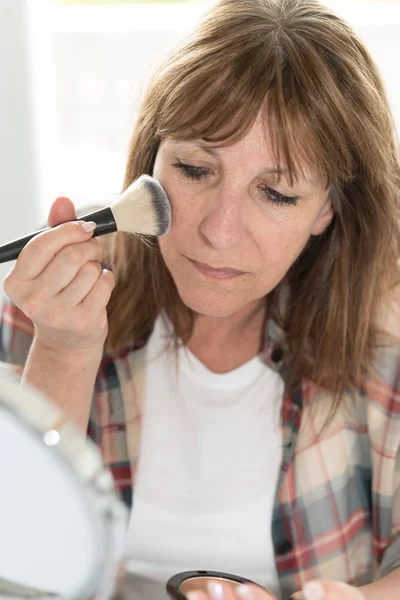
(360, 287), (400, 454)
(376, 283), (400, 338)
(368, 285), (400, 394)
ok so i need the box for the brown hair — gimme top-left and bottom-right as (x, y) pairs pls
(103, 0), (400, 408)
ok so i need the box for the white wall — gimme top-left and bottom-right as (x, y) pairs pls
(1, 1), (400, 286)
(0, 0), (45, 284)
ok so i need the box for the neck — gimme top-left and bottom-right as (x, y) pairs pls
(185, 299), (268, 373)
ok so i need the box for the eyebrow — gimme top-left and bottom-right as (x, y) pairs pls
(175, 140), (289, 176)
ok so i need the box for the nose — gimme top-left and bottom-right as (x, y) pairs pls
(198, 186), (247, 250)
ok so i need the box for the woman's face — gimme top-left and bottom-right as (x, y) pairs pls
(153, 114), (333, 318)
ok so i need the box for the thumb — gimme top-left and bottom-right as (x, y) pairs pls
(302, 580), (365, 600)
(47, 195), (77, 228)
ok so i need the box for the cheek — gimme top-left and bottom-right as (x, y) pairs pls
(251, 217), (315, 288)
(170, 194), (202, 232)
(257, 214), (313, 259)
(160, 193), (203, 257)
(158, 206), (191, 261)
(153, 156), (196, 232)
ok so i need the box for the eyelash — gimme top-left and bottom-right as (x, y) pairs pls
(173, 161), (299, 207)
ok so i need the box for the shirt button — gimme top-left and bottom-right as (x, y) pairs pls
(271, 348), (284, 363)
(277, 539), (293, 555)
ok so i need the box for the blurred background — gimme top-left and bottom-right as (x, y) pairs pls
(1, 0), (400, 284)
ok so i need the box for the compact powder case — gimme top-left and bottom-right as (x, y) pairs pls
(166, 570), (279, 600)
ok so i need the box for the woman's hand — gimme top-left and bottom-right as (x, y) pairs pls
(3, 195), (115, 356)
(186, 579), (365, 600)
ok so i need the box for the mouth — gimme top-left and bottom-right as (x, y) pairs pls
(186, 257), (246, 280)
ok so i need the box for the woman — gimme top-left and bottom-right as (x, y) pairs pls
(1, 0), (399, 599)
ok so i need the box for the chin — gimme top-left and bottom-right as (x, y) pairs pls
(177, 287), (247, 318)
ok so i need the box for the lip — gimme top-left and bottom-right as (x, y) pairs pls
(187, 257), (246, 280)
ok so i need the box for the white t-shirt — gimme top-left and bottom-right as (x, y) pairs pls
(124, 313), (284, 598)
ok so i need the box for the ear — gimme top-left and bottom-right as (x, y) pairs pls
(311, 197), (334, 236)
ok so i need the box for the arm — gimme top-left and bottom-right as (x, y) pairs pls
(0, 297), (102, 433)
(22, 337), (102, 432)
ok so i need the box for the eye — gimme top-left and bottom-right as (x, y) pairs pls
(260, 185), (299, 207)
(173, 161), (210, 181)
(173, 162), (299, 206)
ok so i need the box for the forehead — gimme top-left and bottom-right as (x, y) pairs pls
(162, 116), (325, 191)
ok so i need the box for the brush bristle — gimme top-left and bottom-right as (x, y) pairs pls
(110, 174), (171, 236)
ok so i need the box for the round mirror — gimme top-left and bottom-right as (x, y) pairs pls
(0, 371), (128, 600)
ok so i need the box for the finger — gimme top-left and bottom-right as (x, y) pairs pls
(80, 268), (115, 313)
(186, 591), (209, 600)
(47, 196), (77, 227)
(14, 221), (98, 281)
(36, 238), (104, 296)
(215, 581), (242, 600)
(236, 583), (276, 600)
(58, 261), (103, 306)
(206, 581), (275, 600)
(188, 581), (239, 600)
(302, 580), (365, 600)
(187, 582), (275, 600)
(291, 593), (305, 600)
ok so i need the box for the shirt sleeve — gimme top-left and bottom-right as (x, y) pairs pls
(376, 443), (400, 579)
(0, 296), (34, 366)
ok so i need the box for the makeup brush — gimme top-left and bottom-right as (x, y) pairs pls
(0, 174), (171, 264)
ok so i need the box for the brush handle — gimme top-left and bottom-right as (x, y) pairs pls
(0, 207), (117, 264)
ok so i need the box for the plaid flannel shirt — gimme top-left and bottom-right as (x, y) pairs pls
(1, 295), (400, 599)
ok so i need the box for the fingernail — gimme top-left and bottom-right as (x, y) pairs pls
(236, 585), (255, 600)
(80, 221), (97, 232)
(187, 593), (200, 600)
(207, 581), (225, 600)
(303, 582), (325, 600)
